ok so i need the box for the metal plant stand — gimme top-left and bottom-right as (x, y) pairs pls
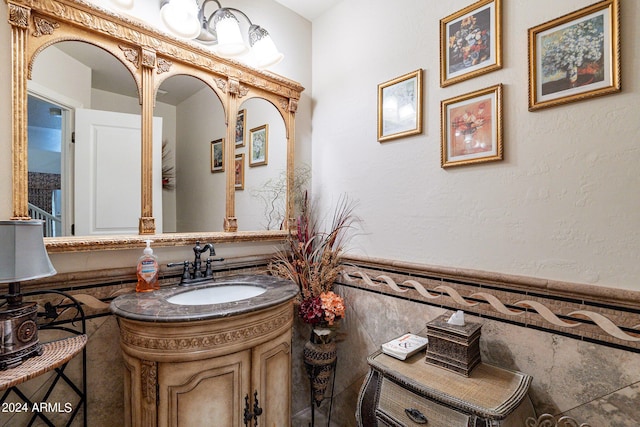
(0, 290), (87, 427)
(304, 357), (337, 427)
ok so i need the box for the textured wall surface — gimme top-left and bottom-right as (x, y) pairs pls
(311, 0), (640, 290)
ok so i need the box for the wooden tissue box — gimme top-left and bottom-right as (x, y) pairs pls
(425, 314), (482, 376)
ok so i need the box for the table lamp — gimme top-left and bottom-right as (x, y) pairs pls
(0, 220), (56, 370)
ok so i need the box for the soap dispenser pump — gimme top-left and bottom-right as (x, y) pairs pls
(136, 240), (159, 292)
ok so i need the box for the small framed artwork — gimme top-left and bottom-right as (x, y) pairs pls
(440, 0), (502, 87)
(377, 69), (423, 142)
(210, 138), (224, 173)
(234, 153), (245, 190)
(441, 83), (503, 168)
(235, 109), (246, 147)
(249, 124), (269, 167)
(528, 0), (620, 111)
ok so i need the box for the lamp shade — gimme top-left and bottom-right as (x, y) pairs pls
(109, 0), (134, 10)
(0, 220), (56, 283)
(212, 9), (249, 57)
(249, 26), (284, 69)
(160, 0), (201, 39)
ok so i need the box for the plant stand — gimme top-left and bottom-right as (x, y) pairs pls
(0, 290), (87, 427)
(304, 356), (337, 427)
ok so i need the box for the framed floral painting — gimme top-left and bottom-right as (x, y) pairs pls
(234, 153), (244, 190)
(440, 0), (502, 87)
(235, 109), (246, 147)
(441, 84), (503, 168)
(377, 69), (423, 142)
(528, 0), (620, 111)
(249, 124), (268, 167)
(210, 138), (224, 173)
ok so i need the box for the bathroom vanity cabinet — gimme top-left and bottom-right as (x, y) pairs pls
(118, 301), (292, 427)
(357, 350), (535, 427)
(110, 275), (299, 427)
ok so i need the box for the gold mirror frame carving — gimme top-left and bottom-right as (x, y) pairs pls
(7, 0), (302, 252)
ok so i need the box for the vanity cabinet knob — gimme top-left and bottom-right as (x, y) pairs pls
(405, 407), (428, 424)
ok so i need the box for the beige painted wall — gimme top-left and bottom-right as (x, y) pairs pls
(311, 0), (640, 290)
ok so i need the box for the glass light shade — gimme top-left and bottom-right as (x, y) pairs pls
(160, 0), (201, 39)
(109, 0), (134, 10)
(213, 10), (249, 57)
(0, 220), (56, 283)
(251, 33), (283, 69)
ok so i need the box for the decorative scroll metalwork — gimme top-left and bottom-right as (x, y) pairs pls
(526, 413), (592, 427)
(341, 269), (640, 343)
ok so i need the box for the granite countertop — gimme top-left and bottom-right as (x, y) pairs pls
(109, 274), (299, 322)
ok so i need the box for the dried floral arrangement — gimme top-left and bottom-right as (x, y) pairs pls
(269, 193), (358, 329)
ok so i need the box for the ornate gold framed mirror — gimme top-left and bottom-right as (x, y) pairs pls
(7, 0), (303, 252)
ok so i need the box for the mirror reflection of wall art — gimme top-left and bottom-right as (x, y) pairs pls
(235, 109), (246, 147)
(440, 0), (501, 87)
(249, 124), (269, 167)
(528, 0), (620, 111)
(377, 69), (423, 142)
(210, 138), (224, 173)
(441, 83), (503, 168)
(235, 153), (245, 190)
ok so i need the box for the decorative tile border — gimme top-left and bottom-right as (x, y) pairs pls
(338, 256), (640, 352)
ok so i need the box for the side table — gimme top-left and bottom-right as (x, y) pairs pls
(357, 350), (535, 427)
(1, 290), (88, 427)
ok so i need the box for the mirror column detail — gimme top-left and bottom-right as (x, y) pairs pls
(8, 2), (30, 220)
(140, 48), (156, 234)
(286, 98), (298, 230)
(224, 78), (241, 232)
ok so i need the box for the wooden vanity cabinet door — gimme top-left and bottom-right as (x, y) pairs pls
(157, 350), (251, 427)
(251, 329), (292, 427)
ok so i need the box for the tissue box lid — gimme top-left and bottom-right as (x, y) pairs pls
(426, 314), (482, 339)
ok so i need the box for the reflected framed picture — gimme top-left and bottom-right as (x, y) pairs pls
(249, 124), (268, 167)
(441, 84), (503, 168)
(440, 0), (502, 87)
(234, 153), (244, 190)
(210, 138), (224, 173)
(528, 0), (620, 111)
(377, 69), (423, 142)
(235, 109), (246, 147)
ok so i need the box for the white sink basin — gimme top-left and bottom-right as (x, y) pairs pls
(167, 284), (266, 305)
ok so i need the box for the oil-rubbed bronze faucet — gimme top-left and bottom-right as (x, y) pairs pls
(168, 241), (224, 285)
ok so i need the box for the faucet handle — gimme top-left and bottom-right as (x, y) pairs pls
(204, 259), (212, 278)
(168, 260), (190, 281)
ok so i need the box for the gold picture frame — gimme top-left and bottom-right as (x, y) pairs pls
(210, 138), (224, 173)
(441, 84), (503, 168)
(440, 0), (502, 87)
(249, 124), (269, 167)
(235, 109), (246, 147)
(234, 153), (245, 190)
(377, 69), (423, 142)
(527, 0), (620, 111)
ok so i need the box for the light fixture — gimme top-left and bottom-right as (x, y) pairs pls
(160, 0), (284, 69)
(0, 220), (57, 370)
(109, 0), (135, 11)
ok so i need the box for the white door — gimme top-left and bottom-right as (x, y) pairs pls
(74, 108), (163, 235)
